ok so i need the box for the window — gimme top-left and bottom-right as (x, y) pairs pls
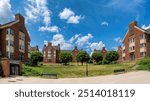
(140, 52), (146, 57)
(19, 35), (25, 41)
(129, 37), (135, 43)
(140, 43), (146, 48)
(6, 40), (14, 47)
(140, 34), (145, 39)
(19, 45), (24, 50)
(20, 54), (24, 61)
(6, 28), (14, 35)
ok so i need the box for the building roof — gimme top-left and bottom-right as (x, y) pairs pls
(122, 21), (150, 42)
(0, 20), (19, 29)
(61, 50), (72, 53)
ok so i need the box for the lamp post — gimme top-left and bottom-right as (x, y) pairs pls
(86, 61), (88, 76)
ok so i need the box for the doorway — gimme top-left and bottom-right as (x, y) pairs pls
(10, 64), (20, 75)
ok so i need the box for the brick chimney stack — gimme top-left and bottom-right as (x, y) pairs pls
(15, 13), (25, 25)
(129, 21), (137, 29)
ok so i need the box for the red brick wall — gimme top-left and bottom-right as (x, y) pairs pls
(72, 47), (79, 62)
(0, 14), (30, 62)
(1, 58), (10, 77)
(123, 21), (148, 61)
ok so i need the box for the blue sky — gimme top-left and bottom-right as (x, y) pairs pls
(0, 0), (150, 53)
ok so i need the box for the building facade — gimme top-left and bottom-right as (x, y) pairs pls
(43, 42), (60, 63)
(122, 21), (150, 62)
(117, 46), (122, 63)
(61, 46), (79, 62)
(94, 47), (107, 57)
(0, 14), (30, 76)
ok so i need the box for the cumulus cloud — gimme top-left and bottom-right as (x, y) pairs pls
(51, 34), (72, 50)
(59, 8), (84, 24)
(114, 37), (122, 43)
(25, 0), (58, 33)
(76, 33), (93, 46)
(104, 0), (145, 13)
(0, 0), (13, 24)
(69, 34), (81, 43)
(38, 26), (59, 33)
(142, 24), (150, 30)
(101, 21), (109, 26)
(25, 0), (51, 25)
(89, 41), (105, 52)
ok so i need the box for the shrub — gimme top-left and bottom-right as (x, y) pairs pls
(138, 58), (150, 65)
(102, 58), (109, 65)
(60, 52), (72, 65)
(22, 67), (40, 76)
(92, 52), (103, 64)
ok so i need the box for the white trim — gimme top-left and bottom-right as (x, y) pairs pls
(134, 26), (146, 33)
(0, 20), (19, 29)
(122, 30), (129, 42)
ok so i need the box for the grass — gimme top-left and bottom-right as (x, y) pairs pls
(22, 62), (135, 78)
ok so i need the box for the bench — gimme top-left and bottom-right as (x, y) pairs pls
(41, 73), (57, 79)
(114, 69), (126, 75)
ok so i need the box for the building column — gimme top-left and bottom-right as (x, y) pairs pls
(1, 58), (10, 77)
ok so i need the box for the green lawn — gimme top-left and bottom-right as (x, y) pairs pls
(22, 62), (135, 78)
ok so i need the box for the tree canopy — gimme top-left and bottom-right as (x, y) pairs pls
(76, 51), (90, 65)
(30, 51), (43, 66)
(60, 52), (72, 65)
(105, 51), (119, 63)
(92, 52), (103, 64)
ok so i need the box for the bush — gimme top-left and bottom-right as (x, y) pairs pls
(22, 67), (40, 76)
(138, 58), (150, 65)
(102, 59), (109, 65)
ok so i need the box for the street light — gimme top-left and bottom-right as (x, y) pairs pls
(86, 60), (88, 76)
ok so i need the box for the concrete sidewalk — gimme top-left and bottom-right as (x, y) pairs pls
(0, 71), (150, 84)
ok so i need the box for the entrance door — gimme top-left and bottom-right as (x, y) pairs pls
(10, 65), (20, 75)
(130, 53), (135, 61)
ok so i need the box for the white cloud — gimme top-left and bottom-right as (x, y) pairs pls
(25, 0), (51, 25)
(76, 33), (93, 46)
(39, 26), (59, 33)
(105, 0), (144, 13)
(59, 8), (84, 24)
(51, 34), (72, 50)
(89, 41), (105, 52)
(101, 21), (109, 26)
(114, 37), (122, 43)
(142, 24), (150, 30)
(69, 34), (81, 43)
(59, 8), (74, 20)
(0, 0), (13, 24)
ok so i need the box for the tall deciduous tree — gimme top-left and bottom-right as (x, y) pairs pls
(92, 52), (103, 64)
(30, 51), (43, 66)
(76, 51), (90, 65)
(105, 51), (119, 63)
(60, 52), (72, 65)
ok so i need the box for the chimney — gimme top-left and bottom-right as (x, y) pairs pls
(74, 46), (78, 50)
(47, 42), (52, 46)
(15, 14), (25, 25)
(129, 21), (137, 29)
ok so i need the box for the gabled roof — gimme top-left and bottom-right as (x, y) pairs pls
(122, 25), (150, 42)
(0, 20), (19, 29)
(61, 50), (72, 53)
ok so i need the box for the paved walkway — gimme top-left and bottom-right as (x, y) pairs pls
(0, 71), (150, 84)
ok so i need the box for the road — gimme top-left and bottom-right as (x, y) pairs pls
(0, 71), (150, 84)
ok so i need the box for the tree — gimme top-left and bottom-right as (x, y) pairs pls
(30, 51), (43, 66)
(92, 52), (103, 64)
(60, 52), (72, 65)
(76, 51), (90, 65)
(105, 51), (119, 64)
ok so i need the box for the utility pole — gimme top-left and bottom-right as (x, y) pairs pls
(86, 61), (88, 76)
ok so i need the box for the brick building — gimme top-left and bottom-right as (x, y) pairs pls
(94, 47), (107, 57)
(122, 21), (150, 62)
(43, 42), (60, 63)
(117, 46), (122, 63)
(0, 14), (30, 76)
(61, 46), (79, 62)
